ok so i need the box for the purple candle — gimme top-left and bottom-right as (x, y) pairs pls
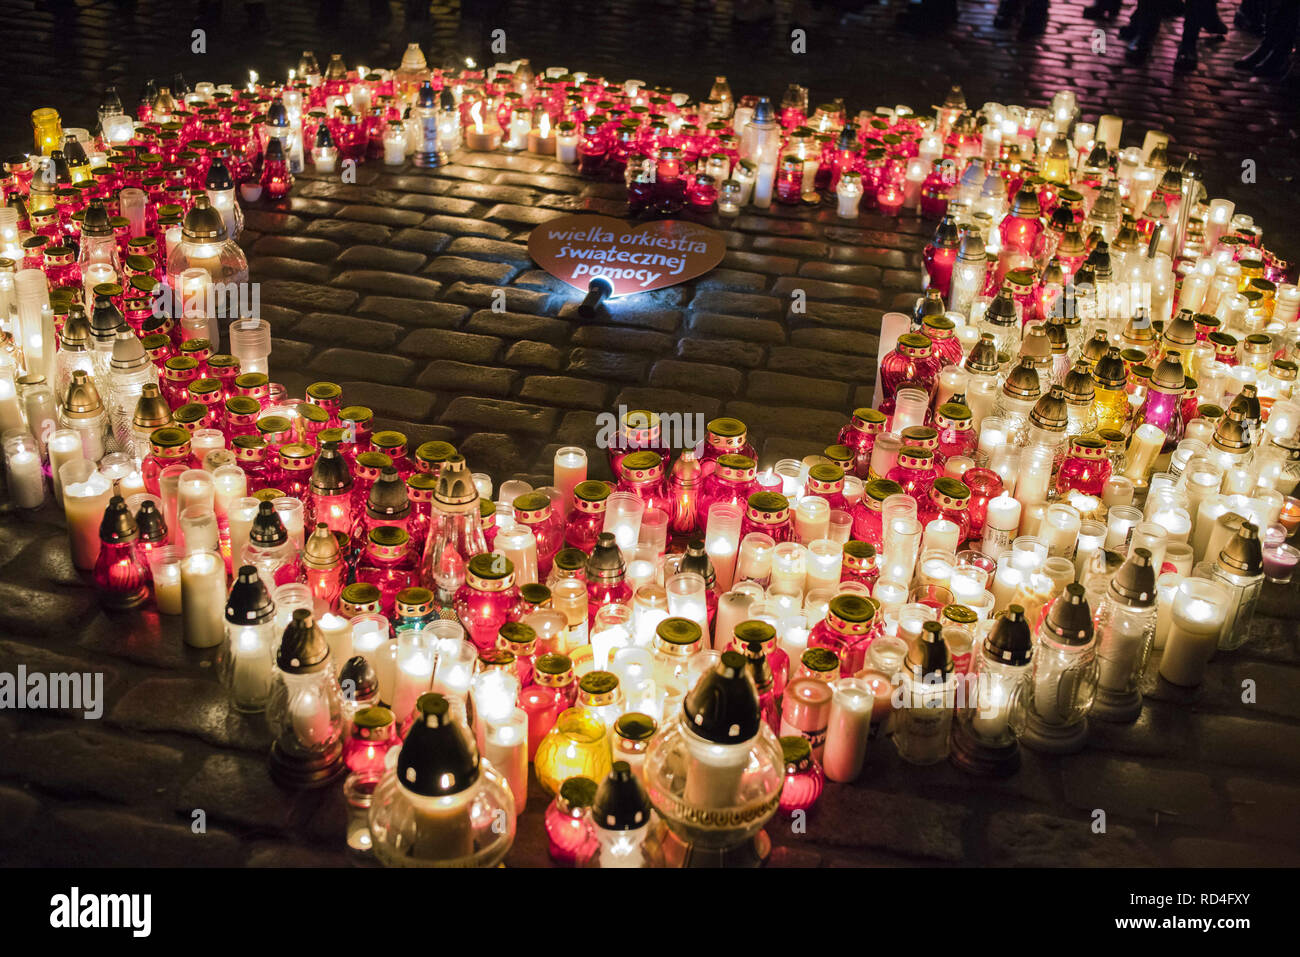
(1262, 543), (1298, 584)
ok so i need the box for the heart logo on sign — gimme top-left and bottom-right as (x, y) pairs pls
(528, 214), (727, 298)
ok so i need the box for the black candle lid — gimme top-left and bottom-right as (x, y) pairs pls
(276, 609), (331, 674)
(134, 499), (168, 543)
(98, 495), (138, 544)
(985, 605), (1034, 665)
(1043, 583), (1094, 645)
(907, 620), (953, 677)
(225, 565), (274, 624)
(1218, 521), (1263, 575)
(366, 466), (411, 519)
(592, 762), (651, 831)
(339, 655), (379, 702)
(1109, 547), (1157, 605)
(248, 500), (287, 547)
(585, 532), (626, 583)
(398, 693), (479, 797)
(683, 650), (760, 744)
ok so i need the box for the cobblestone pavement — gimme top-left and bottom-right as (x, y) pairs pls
(1, 0), (1299, 867)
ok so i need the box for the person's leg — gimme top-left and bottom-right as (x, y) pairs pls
(1176, 0), (1208, 68)
(1083, 0), (1122, 20)
(993, 0), (1025, 29)
(1254, 0), (1299, 74)
(1236, 0), (1281, 63)
(1237, 0), (1267, 32)
(1019, 0), (1050, 35)
(1124, 0), (1165, 59)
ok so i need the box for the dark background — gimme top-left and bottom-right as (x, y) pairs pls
(3, 0), (1297, 252)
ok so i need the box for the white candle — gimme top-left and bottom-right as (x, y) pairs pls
(1154, 573), (1180, 651)
(62, 466), (113, 570)
(392, 637), (435, 725)
(230, 625), (273, 707)
(822, 678), (874, 782)
(795, 496), (830, 544)
(317, 612), (351, 663)
(981, 494), (1021, 558)
(714, 590), (755, 652)
(1159, 580), (1229, 686)
(752, 158), (777, 209)
(553, 446), (587, 518)
(484, 709), (529, 813)
(705, 502), (743, 591)
(181, 549), (226, 648)
(804, 539), (843, 594)
(151, 553), (183, 615)
(971, 681), (1012, 738)
(5, 441), (46, 509)
(227, 497), (260, 572)
(47, 429), (83, 504)
(496, 526), (538, 586)
(922, 518), (961, 555)
(0, 371), (24, 435)
(1041, 504), (1081, 558)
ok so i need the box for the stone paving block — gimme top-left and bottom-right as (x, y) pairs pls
(614, 387), (722, 422)
(446, 283), (553, 315)
(260, 279), (359, 313)
(0, 785), (38, 847)
(747, 371), (851, 409)
(510, 269), (576, 293)
(722, 250), (801, 275)
(357, 296), (468, 328)
(394, 193), (481, 215)
(419, 214), (513, 239)
(439, 397), (559, 437)
(269, 339), (316, 371)
(330, 269), (443, 300)
(47, 807), (243, 867)
(388, 228), (453, 256)
(243, 209), (305, 234)
(398, 328), (502, 362)
(0, 726), (186, 805)
(689, 288), (785, 318)
(464, 309), (571, 344)
(688, 311), (786, 343)
(447, 181), (542, 205)
(801, 785), (970, 862)
(334, 204), (425, 227)
(108, 677), (269, 752)
(416, 360), (516, 398)
(178, 751), (301, 832)
(695, 268), (771, 293)
(724, 402), (847, 441)
(484, 203), (567, 226)
(1197, 715), (1300, 771)
(1061, 755), (1222, 828)
(566, 348), (651, 381)
(249, 235), (341, 262)
(337, 382), (439, 421)
(772, 276), (882, 305)
(650, 360), (744, 398)
(572, 326), (675, 354)
(985, 811), (1160, 867)
(560, 302), (682, 332)
(308, 348), (415, 385)
(335, 244), (429, 273)
(421, 255), (517, 285)
(302, 218), (394, 246)
(457, 432), (533, 479)
(504, 340), (567, 371)
(1225, 777), (1300, 843)
(292, 313), (402, 351)
(0, 583), (97, 641)
(769, 346), (874, 381)
(1169, 838), (1300, 867)
(75, 611), (193, 671)
(789, 327), (880, 355)
(518, 375), (611, 410)
(445, 236), (534, 265)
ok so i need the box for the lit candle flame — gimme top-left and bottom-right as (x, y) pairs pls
(469, 100), (484, 135)
(538, 113), (550, 139)
(248, 70), (258, 92)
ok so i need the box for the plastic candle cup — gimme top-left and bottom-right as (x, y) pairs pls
(822, 677), (874, 782)
(667, 572), (710, 634)
(61, 460), (113, 570)
(705, 502), (744, 591)
(805, 539), (843, 593)
(736, 532), (776, 586)
(603, 491), (645, 556)
(180, 548), (226, 648)
(1159, 578), (1230, 687)
(795, 496), (830, 544)
(1154, 572), (1180, 651)
(1104, 505), (1143, 551)
(47, 429), (84, 504)
(485, 708), (529, 813)
(1263, 544), (1299, 584)
(553, 446), (587, 518)
(148, 546), (185, 615)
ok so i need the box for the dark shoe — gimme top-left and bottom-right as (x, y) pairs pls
(1082, 0), (1120, 19)
(1234, 39), (1274, 69)
(1019, 0), (1049, 35)
(992, 0), (1021, 28)
(1174, 41), (1198, 70)
(1125, 26), (1158, 61)
(1252, 46), (1295, 78)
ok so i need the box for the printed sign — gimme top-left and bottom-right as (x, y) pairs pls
(528, 214), (726, 297)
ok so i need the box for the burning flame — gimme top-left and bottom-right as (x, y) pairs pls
(465, 57), (477, 68)
(538, 113), (551, 139)
(247, 70), (259, 92)
(469, 100), (484, 135)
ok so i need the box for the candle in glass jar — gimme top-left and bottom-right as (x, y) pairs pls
(922, 517), (961, 554)
(5, 438), (46, 509)
(62, 464), (113, 570)
(1159, 578), (1229, 686)
(795, 496), (830, 543)
(497, 525), (538, 586)
(1041, 504), (1081, 558)
(485, 708), (529, 812)
(705, 502), (743, 591)
(822, 678), (874, 782)
(804, 539), (842, 593)
(981, 494), (1021, 558)
(181, 549), (226, 648)
(47, 429), (83, 504)
(553, 446), (587, 518)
